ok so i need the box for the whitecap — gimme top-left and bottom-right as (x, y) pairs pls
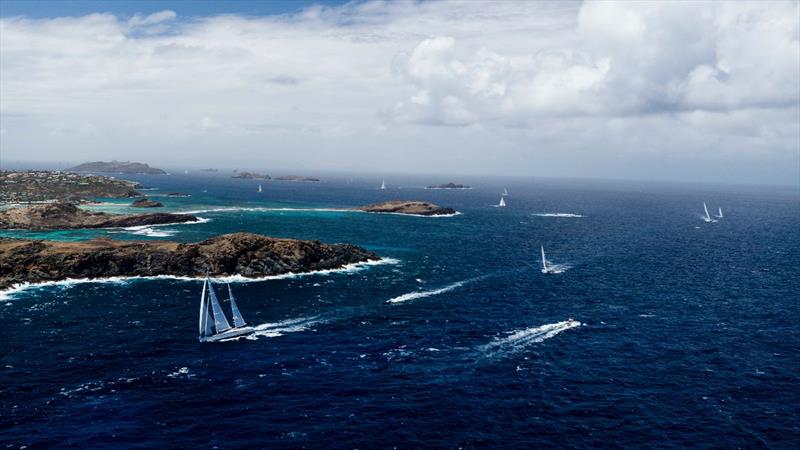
(480, 319), (581, 356)
(532, 213), (584, 218)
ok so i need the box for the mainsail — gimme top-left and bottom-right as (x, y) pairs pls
(207, 281), (232, 333)
(717, 207), (723, 218)
(258, 184), (262, 193)
(498, 197), (506, 207)
(380, 179), (386, 190)
(703, 202), (711, 221)
(541, 245), (547, 271)
(503, 188), (508, 196)
(227, 284), (247, 328)
(199, 278), (208, 337)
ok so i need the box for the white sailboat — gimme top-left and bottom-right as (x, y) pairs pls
(198, 276), (253, 342)
(702, 202), (716, 223)
(380, 179), (386, 190)
(540, 245), (549, 273)
(258, 184), (262, 193)
(502, 188), (509, 196)
(497, 196), (506, 207)
(715, 207), (723, 219)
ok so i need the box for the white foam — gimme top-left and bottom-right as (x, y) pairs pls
(221, 316), (323, 341)
(533, 213), (584, 218)
(481, 319), (581, 356)
(542, 263), (571, 274)
(387, 279), (468, 304)
(0, 258), (399, 301)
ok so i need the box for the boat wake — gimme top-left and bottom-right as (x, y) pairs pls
(542, 263), (571, 274)
(533, 213), (584, 218)
(221, 316), (324, 341)
(387, 274), (486, 304)
(480, 319), (581, 356)
(0, 258), (400, 301)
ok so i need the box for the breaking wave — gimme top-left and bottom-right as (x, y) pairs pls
(480, 320), (582, 356)
(533, 213), (584, 218)
(0, 258), (400, 301)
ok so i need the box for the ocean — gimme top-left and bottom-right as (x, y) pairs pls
(1, 173), (799, 448)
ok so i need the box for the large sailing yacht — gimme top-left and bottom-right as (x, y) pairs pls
(198, 275), (253, 342)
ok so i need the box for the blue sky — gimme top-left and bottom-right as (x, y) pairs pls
(0, 0), (346, 18)
(0, 1), (798, 185)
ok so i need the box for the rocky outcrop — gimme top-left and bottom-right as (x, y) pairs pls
(232, 171), (270, 180)
(67, 161), (166, 175)
(274, 176), (321, 182)
(357, 200), (456, 216)
(131, 198), (163, 208)
(426, 182), (471, 189)
(0, 233), (379, 290)
(0, 203), (197, 230)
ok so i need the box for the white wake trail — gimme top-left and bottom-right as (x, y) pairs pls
(221, 316), (324, 341)
(480, 320), (582, 356)
(532, 213), (584, 218)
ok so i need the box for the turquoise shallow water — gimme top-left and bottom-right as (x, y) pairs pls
(1, 173), (799, 448)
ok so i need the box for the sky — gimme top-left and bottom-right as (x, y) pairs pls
(0, 0), (798, 185)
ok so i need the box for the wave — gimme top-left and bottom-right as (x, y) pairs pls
(221, 316), (323, 341)
(0, 258), (400, 301)
(480, 320), (581, 356)
(532, 213), (584, 218)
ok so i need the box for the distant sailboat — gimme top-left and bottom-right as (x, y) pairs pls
(540, 245), (549, 273)
(502, 187), (509, 196)
(715, 207), (723, 219)
(380, 179), (386, 190)
(258, 184), (262, 193)
(198, 276), (253, 342)
(184, 169), (188, 175)
(498, 196), (506, 207)
(702, 202), (716, 223)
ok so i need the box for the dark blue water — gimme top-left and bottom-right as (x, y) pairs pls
(2, 174), (799, 448)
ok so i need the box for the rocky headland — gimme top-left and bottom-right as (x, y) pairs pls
(67, 161), (166, 175)
(0, 171), (141, 203)
(0, 232), (379, 290)
(232, 171), (270, 180)
(357, 201), (456, 216)
(131, 198), (163, 208)
(0, 203), (198, 230)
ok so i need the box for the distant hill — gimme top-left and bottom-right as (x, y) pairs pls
(67, 161), (166, 175)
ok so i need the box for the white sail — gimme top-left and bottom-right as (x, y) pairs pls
(227, 284), (247, 328)
(541, 245), (547, 271)
(502, 188), (508, 196)
(258, 184), (262, 193)
(198, 278), (208, 337)
(498, 197), (506, 207)
(380, 179), (386, 190)
(207, 281), (232, 333)
(716, 207), (723, 218)
(703, 202), (712, 221)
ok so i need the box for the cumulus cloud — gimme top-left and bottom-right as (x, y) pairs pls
(0, 1), (797, 184)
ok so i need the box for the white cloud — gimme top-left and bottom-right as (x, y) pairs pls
(0, 1), (797, 184)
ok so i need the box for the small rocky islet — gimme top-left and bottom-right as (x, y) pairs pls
(131, 198), (163, 208)
(357, 200), (456, 216)
(0, 232), (379, 290)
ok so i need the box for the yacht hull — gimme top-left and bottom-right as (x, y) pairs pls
(199, 326), (254, 342)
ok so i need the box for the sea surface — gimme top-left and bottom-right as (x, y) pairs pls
(2, 173), (799, 448)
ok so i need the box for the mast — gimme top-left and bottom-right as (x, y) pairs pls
(703, 202), (711, 221)
(207, 279), (232, 333)
(227, 284), (247, 328)
(541, 246), (547, 271)
(380, 179), (386, 189)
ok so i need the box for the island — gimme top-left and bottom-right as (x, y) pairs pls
(426, 182), (471, 190)
(274, 176), (321, 182)
(0, 203), (198, 230)
(232, 171), (270, 180)
(199, 168), (219, 172)
(357, 200), (456, 216)
(131, 198), (163, 208)
(0, 171), (141, 203)
(0, 233), (379, 290)
(67, 161), (166, 175)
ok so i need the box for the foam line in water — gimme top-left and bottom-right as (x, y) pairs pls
(532, 213), (584, 218)
(0, 258), (400, 301)
(221, 316), (323, 341)
(386, 274), (488, 304)
(480, 320), (581, 356)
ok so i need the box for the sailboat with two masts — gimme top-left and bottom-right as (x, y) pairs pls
(702, 202), (717, 223)
(198, 275), (253, 342)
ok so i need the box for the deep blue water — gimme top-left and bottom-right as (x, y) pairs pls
(2, 174), (799, 448)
